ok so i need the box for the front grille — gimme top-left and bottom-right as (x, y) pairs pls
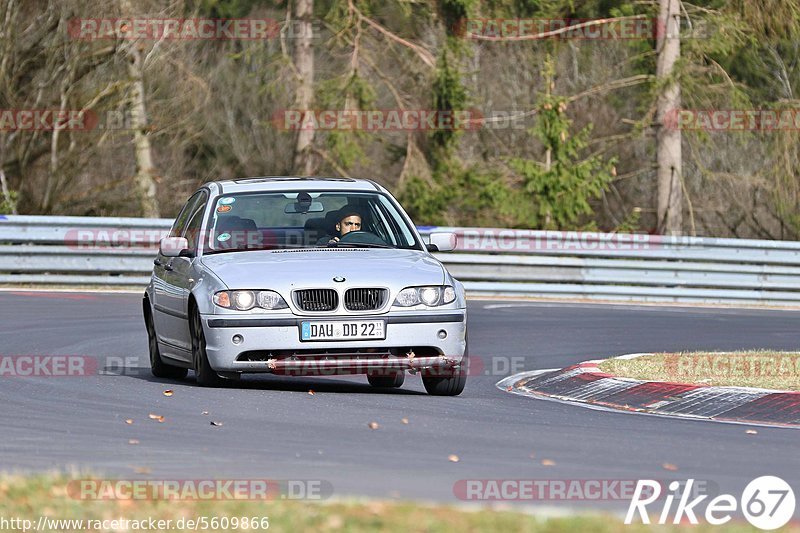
(237, 346), (441, 362)
(238, 347), (394, 361)
(344, 288), (387, 311)
(294, 289), (338, 311)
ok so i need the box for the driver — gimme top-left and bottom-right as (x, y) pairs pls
(318, 211), (362, 245)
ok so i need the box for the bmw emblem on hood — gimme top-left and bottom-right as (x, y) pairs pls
(333, 276), (346, 282)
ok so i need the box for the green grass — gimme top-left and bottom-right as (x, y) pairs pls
(0, 474), (789, 532)
(599, 351), (800, 391)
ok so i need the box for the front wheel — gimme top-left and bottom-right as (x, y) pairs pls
(367, 371), (405, 388)
(190, 308), (224, 387)
(421, 365), (467, 396)
(145, 305), (188, 380)
(422, 337), (468, 396)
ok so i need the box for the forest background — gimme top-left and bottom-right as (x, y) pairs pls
(1, 0), (799, 239)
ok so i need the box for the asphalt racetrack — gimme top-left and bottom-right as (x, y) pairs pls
(1, 291), (798, 512)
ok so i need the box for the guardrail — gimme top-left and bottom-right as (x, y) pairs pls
(0, 215), (170, 287)
(2, 215), (800, 305)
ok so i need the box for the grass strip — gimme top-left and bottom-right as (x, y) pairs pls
(599, 351), (800, 391)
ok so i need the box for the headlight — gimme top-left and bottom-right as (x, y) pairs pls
(233, 290), (255, 310)
(394, 287), (420, 306)
(419, 287), (440, 306)
(257, 291), (287, 309)
(393, 286), (456, 307)
(214, 290), (288, 311)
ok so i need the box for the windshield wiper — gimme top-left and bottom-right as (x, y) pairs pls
(204, 247), (264, 255)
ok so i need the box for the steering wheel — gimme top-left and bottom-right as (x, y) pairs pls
(337, 230), (387, 246)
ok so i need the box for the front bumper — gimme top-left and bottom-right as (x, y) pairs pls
(201, 311), (467, 374)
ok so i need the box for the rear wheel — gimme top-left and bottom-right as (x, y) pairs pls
(190, 307), (224, 387)
(145, 304), (188, 380)
(367, 371), (405, 388)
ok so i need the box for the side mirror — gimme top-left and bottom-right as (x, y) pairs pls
(160, 236), (189, 258)
(427, 232), (457, 252)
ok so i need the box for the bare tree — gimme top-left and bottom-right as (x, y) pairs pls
(291, 0), (315, 175)
(655, 0), (682, 234)
(116, 0), (159, 217)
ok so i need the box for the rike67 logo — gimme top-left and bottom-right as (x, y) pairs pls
(626, 476), (796, 530)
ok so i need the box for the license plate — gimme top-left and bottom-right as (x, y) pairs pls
(300, 320), (385, 341)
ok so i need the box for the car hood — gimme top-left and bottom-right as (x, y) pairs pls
(200, 248), (445, 290)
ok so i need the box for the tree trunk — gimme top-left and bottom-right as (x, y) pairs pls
(120, 0), (159, 217)
(655, 0), (682, 235)
(292, 0), (315, 176)
(127, 42), (160, 218)
(43, 79), (69, 212)
(0, 169), (17, 214)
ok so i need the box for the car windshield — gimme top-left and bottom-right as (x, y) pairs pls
(203, 191), (421, 253)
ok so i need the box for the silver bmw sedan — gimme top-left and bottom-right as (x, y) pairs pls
(143, 177), (467, 395)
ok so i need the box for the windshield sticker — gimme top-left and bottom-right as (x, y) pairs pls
(217, 232), (231, 242)
(217, 204), (232, 213)
(218, 197), (235, 205)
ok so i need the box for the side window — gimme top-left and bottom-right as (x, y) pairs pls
(184, 196), (208, 252)
(368, 201), (395, 245)
(169, 191), (205, 238)
(377, 196), (415, 247)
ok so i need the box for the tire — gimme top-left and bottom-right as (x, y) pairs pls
(190, 306), (224, 387)
(367, 371), (405, 388)
(422, 337), (468, 396)
(145, 303), (188, 380)
(421, 365), (467, 396)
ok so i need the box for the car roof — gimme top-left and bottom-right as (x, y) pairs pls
(202, 176), (387, 195)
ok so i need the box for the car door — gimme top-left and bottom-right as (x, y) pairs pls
(152, 191), (206, 356)
(168, 196), (210, 353)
